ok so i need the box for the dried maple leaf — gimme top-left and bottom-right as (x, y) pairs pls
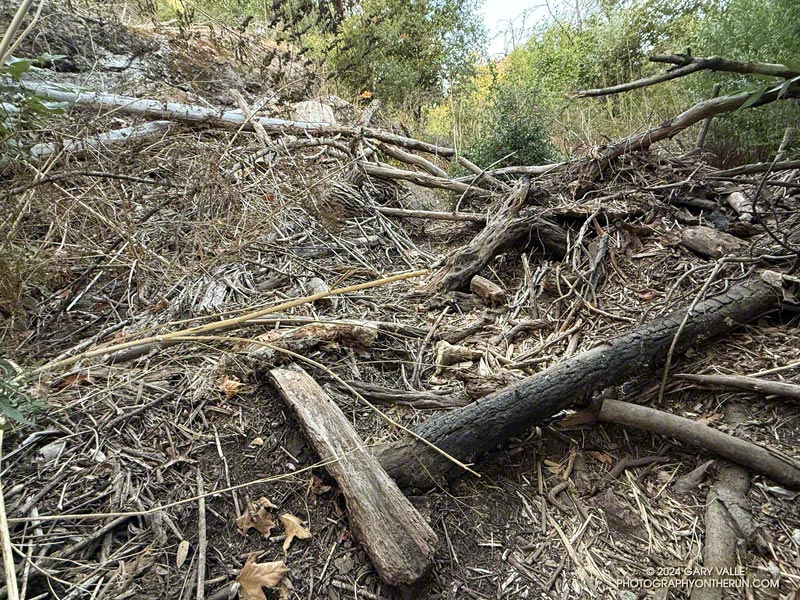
(280, 513), (311, 551)
(218, 374), (243, 399)
(237, 553), (288, 600)
(236, 497), (278, 537)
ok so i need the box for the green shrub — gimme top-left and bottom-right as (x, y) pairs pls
(462, 78), (555, 168)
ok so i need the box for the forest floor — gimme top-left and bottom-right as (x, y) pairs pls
(1, 5), (799, 600)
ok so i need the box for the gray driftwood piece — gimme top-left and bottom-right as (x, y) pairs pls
(598, 399), (800, 489)
(269, 367), (437, 586)
(439, 180), (569, 291)
(376, 275), (782, 489)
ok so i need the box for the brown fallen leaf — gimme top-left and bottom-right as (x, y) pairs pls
(586, 451), (614, 466)
(55, 372), (94, 390)
(237, 553), (288, 600)
(697, 412), (723, 426)
(236, 497), (278, 537)
(218, 374), (243, 399)
(280, 513), (311, 551)
(176, 539), (190, 568)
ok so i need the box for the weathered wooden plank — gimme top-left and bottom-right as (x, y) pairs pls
(269, 367), (437, 586)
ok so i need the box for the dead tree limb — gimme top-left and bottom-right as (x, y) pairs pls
(651, 53), (800, 78)
(597, 399), (800, 490)
(713, 160), (800, 177)
(375, 275), (783, 489)
(375, 141), (449, 178)
(572, 54), (800, 98)
(597, 79), (800, 163)
(437, 180), (568, 291)
(676, 373), (800, 402)
(27, 121), (172, 161)
(270, 367), (437, 586)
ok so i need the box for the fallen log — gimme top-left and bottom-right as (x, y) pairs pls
(437, 180), (568, 291)
(677, 373), (800, 402)
(5, 81), (457, 156)
(376, 275), (783, 489)
(270, 367), (437, 586)
(597, 398), (800, 490)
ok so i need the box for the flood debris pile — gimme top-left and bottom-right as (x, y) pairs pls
(1, 5), (799, 600)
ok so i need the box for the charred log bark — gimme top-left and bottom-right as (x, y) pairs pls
(376, 276), (783, 489)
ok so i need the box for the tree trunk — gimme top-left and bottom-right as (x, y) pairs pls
(376, 276), (782, 489)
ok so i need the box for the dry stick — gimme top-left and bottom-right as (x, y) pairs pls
(360, 162), (492, 198)
(0, 0), (35, 63)
(597, 398), (800, 490)
(25, 269), (428, 377)
(196, 471), (207, 600)
(0, 428), (19, 600)
(676, 373), (800, 402)
(456, 156), (511, 191)
(25, 121), (172, 162)
(375, 141), (449, 178)
(375, 206), (486, 223)
(695, 83), (721, 152)
(656, 260), (723, 404)
(713, 160), (800, 177)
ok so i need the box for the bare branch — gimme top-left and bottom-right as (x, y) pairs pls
(571, 54), (800, 98)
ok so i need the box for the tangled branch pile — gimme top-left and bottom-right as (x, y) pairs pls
(1, 5), (799, 600)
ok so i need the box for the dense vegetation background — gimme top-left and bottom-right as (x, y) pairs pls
(147, 0), (799, 169)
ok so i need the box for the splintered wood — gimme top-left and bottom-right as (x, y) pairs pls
(269, 367), (437, 586)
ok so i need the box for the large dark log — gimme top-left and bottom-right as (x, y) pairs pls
(376, 276), (783, 489)
(270, 367), (437, 586)
(438, 180), (569, 291)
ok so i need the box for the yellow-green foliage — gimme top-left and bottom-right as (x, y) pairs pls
(427, 0), (799, 167)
